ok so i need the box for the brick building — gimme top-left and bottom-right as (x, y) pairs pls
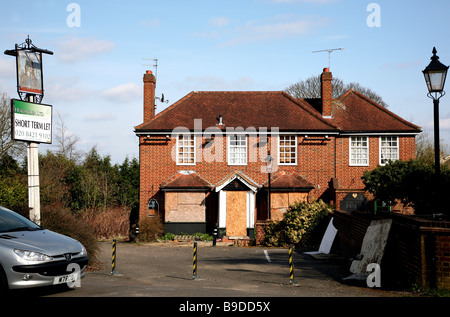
(134, 68), (420, 239)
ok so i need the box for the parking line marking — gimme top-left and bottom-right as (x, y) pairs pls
(264, 250), (271, 262)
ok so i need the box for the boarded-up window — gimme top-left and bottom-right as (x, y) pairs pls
(165, 192), (205, 222)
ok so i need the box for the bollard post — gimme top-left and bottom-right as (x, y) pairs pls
(111, 239), (118, 275)
(193, 241), (200, 280)
(212, 223), (218, 246)
(289, 244), (298, 285)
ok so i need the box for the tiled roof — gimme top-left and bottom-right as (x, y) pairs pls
(160, 171), (212, 191)
(135, 89), (420, 134)
(330, 90), (421, 133)
(262, 171), (314, 191)
(135, 91), (338, 132)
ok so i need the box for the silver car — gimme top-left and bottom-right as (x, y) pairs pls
(0, 206), (89, 291)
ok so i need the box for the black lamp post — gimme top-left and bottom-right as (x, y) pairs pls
(265, 150), (274, 220)
(422, 47), (448, 213)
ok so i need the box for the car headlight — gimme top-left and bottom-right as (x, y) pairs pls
(14, 249), (53, 261)
(80, 244), (87, 257)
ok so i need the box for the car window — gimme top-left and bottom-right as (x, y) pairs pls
(0, 206), (42, 233)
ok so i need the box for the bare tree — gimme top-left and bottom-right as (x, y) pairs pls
(285, 74), (389, 108)
(53, 112), (82, 162)
(0, 93), (26, 160)
(415, 130), (448, 165)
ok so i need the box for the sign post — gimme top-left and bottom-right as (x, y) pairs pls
(4, 37), (53, 225)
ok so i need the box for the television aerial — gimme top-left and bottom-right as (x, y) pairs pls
(312, 48), (344, 69)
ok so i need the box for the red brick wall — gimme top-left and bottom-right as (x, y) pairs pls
(436, 235), (450, 288)
(139, 134), (337, 218)
(139, 134), (417, 219)
(335, 135), (416, 190)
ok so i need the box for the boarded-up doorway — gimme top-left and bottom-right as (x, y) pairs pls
(226, 191), (247, 237)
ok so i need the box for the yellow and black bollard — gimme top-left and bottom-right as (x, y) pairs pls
(193, 241), (200, 280)
(111, 239), (118, 275)
(289, 244), (298, 285)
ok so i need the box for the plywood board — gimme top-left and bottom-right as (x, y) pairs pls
(226, 191), (247, 236)
(305, 217), (338, 255)
(348, 219), (392, 277)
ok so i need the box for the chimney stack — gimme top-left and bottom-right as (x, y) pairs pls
(321, 67), (333, 118)
(143, 70), (156, 122)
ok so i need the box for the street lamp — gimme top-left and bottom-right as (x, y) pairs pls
(265, 151), (274, 220)
(422, 47), (448, 213)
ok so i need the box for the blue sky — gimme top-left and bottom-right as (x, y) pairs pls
(1, 0), (450, 163)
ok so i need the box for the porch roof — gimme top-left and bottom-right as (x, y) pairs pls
(262, 171), (314, 192)
(160, 171), (213, 192)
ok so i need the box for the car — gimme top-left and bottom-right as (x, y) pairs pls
(0, 205), (89, 292)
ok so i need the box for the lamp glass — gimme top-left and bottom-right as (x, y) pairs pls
(424, 70), (447, 93)
(265, 153), (273, 173)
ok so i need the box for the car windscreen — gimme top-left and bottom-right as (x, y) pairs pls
(0, 206), (42, 233)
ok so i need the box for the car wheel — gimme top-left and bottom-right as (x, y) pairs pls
(0, 265), (9, 294)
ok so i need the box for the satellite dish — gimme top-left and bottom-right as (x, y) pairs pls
(161, 93), (165, 103)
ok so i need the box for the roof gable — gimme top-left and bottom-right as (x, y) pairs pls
(330, 89), (421, 133)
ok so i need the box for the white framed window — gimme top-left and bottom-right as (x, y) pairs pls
(177, 134), (195, 165)
(228, 135), (247, 165)
(278, 135), (297, 165)
(380, 136), (399, 165)
(350, 136), (369, 166)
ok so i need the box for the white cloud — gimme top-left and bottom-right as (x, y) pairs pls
(45, 76), (95, 103)
(440, 116), (450, 130)
(423, 113), (450, 130)
(382, 59), (423, 70)
(0, 57), (15, 78)
(173, 75), (255, 91)
(102, 82), (141, 103)
(139, 18), (161, 28)
(219, 15), (330, 47)
(210, 17), (230, 27)
(83, 112), (116, 122)
(57, 36), (115, 63)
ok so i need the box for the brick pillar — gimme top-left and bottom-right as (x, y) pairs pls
(255, 220), (270, 246)
(143, 70), (156, 122)
(321, 67), (333, 118)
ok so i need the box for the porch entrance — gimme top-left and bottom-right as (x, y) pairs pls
(216, 173), (258, 239)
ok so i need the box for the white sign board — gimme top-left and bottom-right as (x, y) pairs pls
(11, 99), (52, 144)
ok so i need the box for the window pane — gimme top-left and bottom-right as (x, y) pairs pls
(177, 134), (195, 165)
(350, 136), (368, 165)
(279, 135), (296, 164)
(229, 135), (247, 165)
(380, 136), (398, 165)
